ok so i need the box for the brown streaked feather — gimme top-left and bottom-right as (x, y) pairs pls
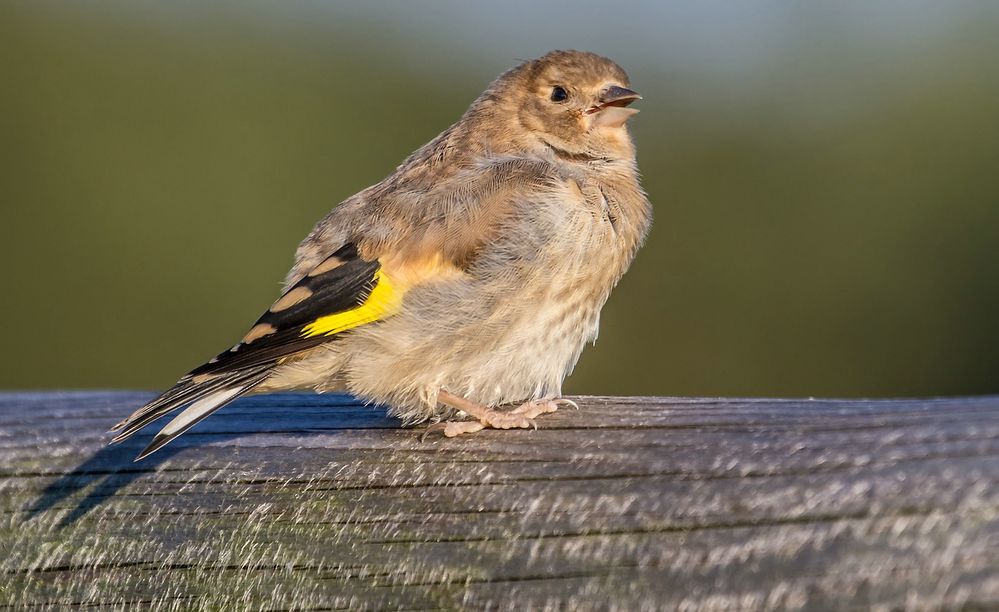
(288, 157), (561, 287)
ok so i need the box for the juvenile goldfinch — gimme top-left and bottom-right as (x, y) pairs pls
(111, 50), (651, 460)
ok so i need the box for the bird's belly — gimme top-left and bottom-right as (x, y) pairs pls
(463, 293), (602, 407)
(335, 212), (628, 420)
(331, 273), (610, 422)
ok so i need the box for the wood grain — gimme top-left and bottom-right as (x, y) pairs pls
(2, 392), (997, 609)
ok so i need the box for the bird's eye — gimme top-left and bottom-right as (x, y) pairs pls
(550, 86), (568, 103)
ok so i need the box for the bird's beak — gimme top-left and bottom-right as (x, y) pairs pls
(589, 86), (642, 128)
(599, 86), (642, 108)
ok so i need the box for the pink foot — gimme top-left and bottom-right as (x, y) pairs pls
(423, 392), (578, 439)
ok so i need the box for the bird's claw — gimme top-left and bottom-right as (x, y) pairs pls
(429, 411), (538, 439)
(419, 422), (448, 442)
(425, 396), (578, 439)
(511, 398), (577, 416)
(443, 420), (486, 437)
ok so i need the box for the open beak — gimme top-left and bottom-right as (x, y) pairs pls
(589, 85), (642, 128)
(599, 85), (642, 108)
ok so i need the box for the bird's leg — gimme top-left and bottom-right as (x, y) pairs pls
(436, 390), (533, 437)
(432, 390), (572, 438)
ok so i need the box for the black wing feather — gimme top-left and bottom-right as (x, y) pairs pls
(110, 243), (381, 448)
(189, 244), (380, 376)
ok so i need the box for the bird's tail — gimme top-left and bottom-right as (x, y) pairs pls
(109, 366), (271, 461)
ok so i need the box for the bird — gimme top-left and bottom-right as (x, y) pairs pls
(110, 49), (652, 460)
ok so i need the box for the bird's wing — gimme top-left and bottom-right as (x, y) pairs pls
(113, 158), (562, 459)
(188, 243), (397, 377)
(111, 242), (401, 456)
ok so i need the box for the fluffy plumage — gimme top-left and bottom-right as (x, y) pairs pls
(111, 50), (652, 459)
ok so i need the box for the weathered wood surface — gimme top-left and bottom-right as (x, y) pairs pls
(1, 392), (997, 610)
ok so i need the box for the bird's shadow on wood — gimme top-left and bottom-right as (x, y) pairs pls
(25, 393), (398, 528)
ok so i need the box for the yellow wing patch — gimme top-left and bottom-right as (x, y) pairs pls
(300, 270), (401, 338)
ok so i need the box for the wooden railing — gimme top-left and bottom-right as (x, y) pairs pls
(3, 392), (998, 609)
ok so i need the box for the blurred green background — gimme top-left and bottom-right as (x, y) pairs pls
(2, 1), (998, 398)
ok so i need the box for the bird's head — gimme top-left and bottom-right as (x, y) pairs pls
(495, 50), (641, 160)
